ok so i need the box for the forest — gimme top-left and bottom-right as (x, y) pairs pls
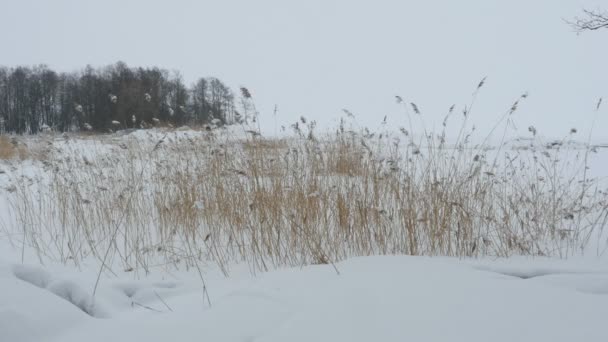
(0, 62), (237, 134)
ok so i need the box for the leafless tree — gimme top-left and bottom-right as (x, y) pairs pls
(566, 8), (608, 33)
(0, 62), (238, 133)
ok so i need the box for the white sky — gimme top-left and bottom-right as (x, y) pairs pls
(1, 0), (606, 140)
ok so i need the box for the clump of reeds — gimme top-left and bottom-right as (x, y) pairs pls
(3, 82), (608, 277)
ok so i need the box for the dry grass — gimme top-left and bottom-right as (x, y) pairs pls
(241, 137), (288, 153)
(0, 136), (11, 159)
(0, 136), (28, 160)
(2, 90), (608, 276)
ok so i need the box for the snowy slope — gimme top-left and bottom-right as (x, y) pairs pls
(2, 255), (608, 342)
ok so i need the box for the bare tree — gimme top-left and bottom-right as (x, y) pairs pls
(567, 8), (608, 33)
(0, 62), (237, 134)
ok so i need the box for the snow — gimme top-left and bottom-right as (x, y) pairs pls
(2, 254), (608, 342)
(0, 264), (89, 342)
(2, 0), (608, 337)
(1, 128), (608, 341)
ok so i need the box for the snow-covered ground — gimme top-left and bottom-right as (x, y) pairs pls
(2, 252), (608, 342)
(2, 128), (608, 341)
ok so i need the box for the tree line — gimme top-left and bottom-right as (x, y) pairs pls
(0, 62), (237, 134)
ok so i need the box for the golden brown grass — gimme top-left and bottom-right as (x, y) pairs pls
(3, 89), (607, 275)
(0, 136), (11, 159)
(0, 136), (28, 160)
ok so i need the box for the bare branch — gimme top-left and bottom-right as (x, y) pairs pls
(566, 8), (608, 33)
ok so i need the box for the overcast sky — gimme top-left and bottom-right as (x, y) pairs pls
(1, 0), (606, 140)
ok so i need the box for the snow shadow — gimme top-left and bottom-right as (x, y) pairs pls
(12, 264), (107, 318)
(473, 265), (608, 295)
(473, 266), (580, 279)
